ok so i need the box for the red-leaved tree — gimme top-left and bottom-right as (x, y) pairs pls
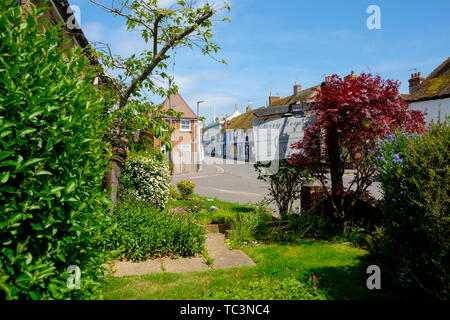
(289, 73), (425, 227)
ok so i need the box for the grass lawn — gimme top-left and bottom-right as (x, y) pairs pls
(166, 197), (267, 225)
(100, 240), (391, 300)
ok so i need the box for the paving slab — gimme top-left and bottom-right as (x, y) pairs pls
(106, 233), (256, 277)
(207, 233), (257, 269)
(106, 259), (163, 277)
(162, 256), (210, 273)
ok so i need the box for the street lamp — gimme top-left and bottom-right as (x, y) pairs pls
(196, 100), (205, 171)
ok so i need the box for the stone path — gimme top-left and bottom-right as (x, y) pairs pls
(105, 233), (256, 277)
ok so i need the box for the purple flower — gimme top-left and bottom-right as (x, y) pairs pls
(393, 154), (402, 163)
(387, 134), (395, 142)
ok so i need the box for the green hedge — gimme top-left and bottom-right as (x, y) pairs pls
(0, 1), (112, 299)
(105, 194), (206, 262)
(369, 121), (449, 299)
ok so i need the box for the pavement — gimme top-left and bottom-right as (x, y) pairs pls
(105, 233), (256, 277)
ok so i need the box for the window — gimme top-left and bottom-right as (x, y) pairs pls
(181, 144), (191, 153)
(180, 120), (191, 131)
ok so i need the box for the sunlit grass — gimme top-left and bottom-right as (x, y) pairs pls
(100, 240), (391, 300)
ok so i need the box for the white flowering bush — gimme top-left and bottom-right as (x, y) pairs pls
(121, 151), (170, 209)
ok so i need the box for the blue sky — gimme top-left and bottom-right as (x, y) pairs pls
(71, 0), (450, 124)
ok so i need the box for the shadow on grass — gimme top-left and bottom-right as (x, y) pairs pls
(230, 206), (254, 214)
(306, 256), (396, 300)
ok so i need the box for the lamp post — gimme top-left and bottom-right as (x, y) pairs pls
(196, 100), (205, 171)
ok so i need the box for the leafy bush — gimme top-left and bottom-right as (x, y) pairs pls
(226, 211), (272, 249)
(209, 274), (325, 300)
(288, 215), (336, 240)
(369, 121), (449, 299)
(194, 210), (234, 225)
(254, 159), (313, 218)
(121, 150), (170, 209)
(169, 185), (179, 200)
(176, 180), (195, 198)
(104, 194), (206, 262)
(0, 2), (112, 299)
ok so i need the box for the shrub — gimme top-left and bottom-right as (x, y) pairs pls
(226, 211), (272, 249)
(121, 150), (170, 210)
(0, 2), (112, 299)
(169, 185), (179, 200)
(288, 215), (336, 240)
(369, 120), (449, 299)
(176, 180), (195, 198)
(104, 194), (206, 262)
(254, 159), (313, 218)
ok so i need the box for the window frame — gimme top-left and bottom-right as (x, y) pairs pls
(180, 119), (191, 132)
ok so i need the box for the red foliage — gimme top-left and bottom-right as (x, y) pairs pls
(289, 72), (425, 216)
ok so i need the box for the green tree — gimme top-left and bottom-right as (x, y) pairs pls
(88, 0), (230, 206)
(254, 159), (313, 218)
(0, 1), (113, 299)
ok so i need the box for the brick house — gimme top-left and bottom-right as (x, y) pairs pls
(155, 92), (199, 175)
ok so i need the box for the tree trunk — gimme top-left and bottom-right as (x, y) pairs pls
(105, 130), (128, 209)
(327, 125), (345, 219)
(105, 160), (123, 208)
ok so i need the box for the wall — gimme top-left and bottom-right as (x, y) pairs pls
(252, 114), (316, 162)
(410, 97), (450, 124)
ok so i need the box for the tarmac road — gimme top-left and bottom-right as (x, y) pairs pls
(171, 156), (383, 211)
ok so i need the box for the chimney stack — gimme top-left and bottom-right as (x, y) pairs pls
(234, 104), (238, 113)
(246, 105), (252, 113)
(408, 72), (424, 94)
(269, 91), (280, 106)
(293, 81), (302, 96)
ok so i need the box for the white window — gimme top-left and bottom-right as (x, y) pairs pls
(180, 120), (191, 131)
(181, 144), (191, 153)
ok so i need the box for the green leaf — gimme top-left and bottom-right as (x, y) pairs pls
(36, 170), (52, 176)
(19, 128), (37, 137)
(24, 158), (43, 167)
(1, 171), (9, 184)
(65, 180), (76, 194)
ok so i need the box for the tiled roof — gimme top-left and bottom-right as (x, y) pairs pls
(223, 107), (265, 131)
(269, 85), (320, 107)
(254, 102), (310, 118)
(162, 92), (197, 119)
(406, 57), (450, 102)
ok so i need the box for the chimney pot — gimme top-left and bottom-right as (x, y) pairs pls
(293, 82), (302, 96)
(409, 71), (424, 94)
